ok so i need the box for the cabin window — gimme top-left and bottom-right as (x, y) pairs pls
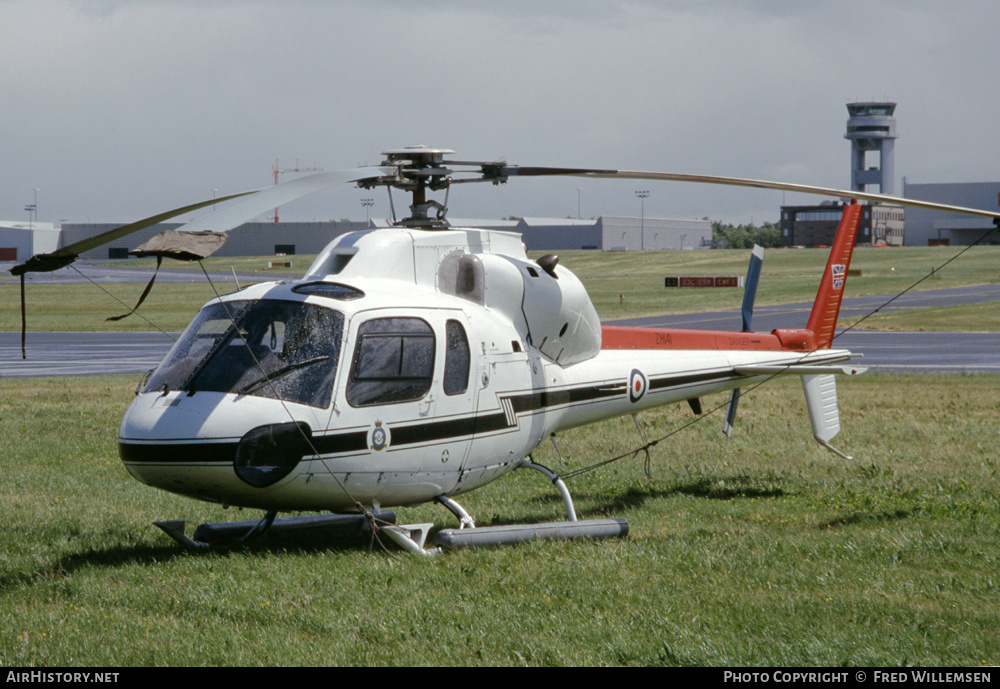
(438, 251), (485, 305)
(443, 320), (470, 395)
(144, 299), (343, 409)
(347, 318), (435, 407)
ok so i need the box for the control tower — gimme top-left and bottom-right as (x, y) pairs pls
(845, 102), (898, 195)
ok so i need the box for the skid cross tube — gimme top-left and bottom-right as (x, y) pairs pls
(518, 459), (578, 522)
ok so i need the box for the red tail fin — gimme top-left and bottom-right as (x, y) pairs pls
(805, 202), (863, 349)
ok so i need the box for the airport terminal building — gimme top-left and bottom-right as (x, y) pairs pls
(779, 202), (905, 247)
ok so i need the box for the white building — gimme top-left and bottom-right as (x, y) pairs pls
(445, 216), (712, 251)
(902, 181), (1000, 246)
(0, 222), (60, 262)
(11, 215), (711, 266)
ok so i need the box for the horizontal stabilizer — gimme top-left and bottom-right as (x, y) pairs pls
(734, 364), (866, 376)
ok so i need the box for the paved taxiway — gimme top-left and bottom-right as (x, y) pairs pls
(607, 283), (1000, 374)
(5, 259), (262, 286)
(4, 329), (997, 378)
(2, 265), (998, 377)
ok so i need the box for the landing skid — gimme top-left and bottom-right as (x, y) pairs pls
(154, 461), (631, 555)
(382, 459), (630, 556)
(154, 510), (397, 549)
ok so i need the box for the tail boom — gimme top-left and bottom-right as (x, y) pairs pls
(603, 201), (864, 355)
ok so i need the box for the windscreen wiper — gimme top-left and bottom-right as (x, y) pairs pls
(236, 356), (332, 396)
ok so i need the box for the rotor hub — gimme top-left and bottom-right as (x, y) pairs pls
(380, 146), (456, 192)
(360, 146), (513, 228)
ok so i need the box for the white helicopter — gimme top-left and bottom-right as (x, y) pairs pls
(12, 146), (1000, 555)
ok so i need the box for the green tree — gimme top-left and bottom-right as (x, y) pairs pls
(712, 220), (781, 249)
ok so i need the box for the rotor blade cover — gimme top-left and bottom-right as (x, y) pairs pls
(131, 230), (229, 261)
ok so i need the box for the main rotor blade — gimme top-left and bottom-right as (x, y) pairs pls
(9, 166), (393, 276)
(175, 167), (394, 235)
(10, 190), (255, 275)
(505, 166), (619, 177)
(572, 170), (1000, 221)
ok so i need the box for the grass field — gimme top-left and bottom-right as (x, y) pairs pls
(2, 244), (998, 665)
(2, 373), (998, 666)
(3, 245), (999, 332)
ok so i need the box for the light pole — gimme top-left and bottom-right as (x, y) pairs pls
(361, 198), (374, 225)
(25, 189), (38, 229)
(635, 190), (649, 250)
(576, 187), (582, 219)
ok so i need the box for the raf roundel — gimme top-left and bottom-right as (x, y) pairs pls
(629, 369), (647, 403)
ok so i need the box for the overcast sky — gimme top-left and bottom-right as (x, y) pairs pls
(3, 0), (998, 227)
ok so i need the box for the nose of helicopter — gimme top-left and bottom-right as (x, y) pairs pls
(117, 390), (320, 504)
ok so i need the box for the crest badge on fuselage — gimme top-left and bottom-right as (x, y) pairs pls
(369, 421), (389, 452)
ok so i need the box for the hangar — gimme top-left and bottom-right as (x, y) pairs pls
(902, 181), (1000, 246)
(0, 222), (60, 262)
(421, 216), (711, 252)
(23, 215), (711, 264)
(515, 216), (711, 252)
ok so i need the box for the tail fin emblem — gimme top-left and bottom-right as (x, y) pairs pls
(832, 264), (847, 289)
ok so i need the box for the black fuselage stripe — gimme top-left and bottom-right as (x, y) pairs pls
(119, 373), (739, 464)
(648, 370), (735, 392)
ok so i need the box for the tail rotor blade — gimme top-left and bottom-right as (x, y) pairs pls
(741, 244), (765, 332)
(723, 388), (740, 438)
(724, 245), (764, 436)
